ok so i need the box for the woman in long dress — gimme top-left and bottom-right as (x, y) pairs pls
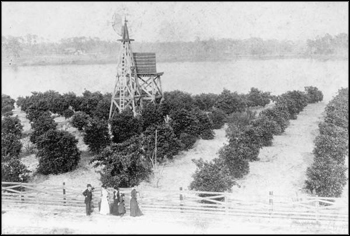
(99, 185), (110, 215)
(111, 188), (120, 216)
(130, 186), (143, 217)
(118, 194), (126, 217)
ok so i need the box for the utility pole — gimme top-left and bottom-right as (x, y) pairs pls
(154, 129), (158, 167)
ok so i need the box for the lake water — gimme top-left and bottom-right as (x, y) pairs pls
(2, 59), (348, 103)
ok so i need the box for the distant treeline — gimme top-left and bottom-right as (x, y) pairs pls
(2, 33), (348, 63)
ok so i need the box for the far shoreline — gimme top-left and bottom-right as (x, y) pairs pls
(2, 53), (348, 68)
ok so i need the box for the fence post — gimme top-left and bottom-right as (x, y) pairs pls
(63, 182), (66, 206)
(224, 192), (228, 215)
(180, 187), (183, 213)
(20, 182), (24, 203)
(269, 191), (273, 217)
(315, 195), (319, 223)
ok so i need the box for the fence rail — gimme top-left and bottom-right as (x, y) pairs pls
(2, 182), (348, 223)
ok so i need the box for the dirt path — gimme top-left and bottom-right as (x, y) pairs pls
(139, 126), (228, 191)
(234, 102), (327, 197)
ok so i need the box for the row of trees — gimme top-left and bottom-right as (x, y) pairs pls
(305, 88), (348, 197)
(189, 86), (324, 194)
(306, 33), (348, 55)
(16, 90), (110, 122)
(3, 33), (348, 62)
(1, 111), (31, 183)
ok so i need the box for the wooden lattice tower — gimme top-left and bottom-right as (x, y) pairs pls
(109, 17), (163, 119)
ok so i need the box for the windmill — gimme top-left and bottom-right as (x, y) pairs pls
(109, 12), (163, 119)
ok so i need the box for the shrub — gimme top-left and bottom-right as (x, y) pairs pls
(62, 92), (80, 111)
(324, 88), (348, 130)
(305, 86), (323, 103)
(190, 158), (234, 192)
(313, 134), (348, 165)
(17, 93), (44, 113)
(83, 118), (110, 154)
(26, 107), (45, 122)
(215, 89), (247, 114)
(161, 90), (195, 114)
(70, 111), (91, 131)
(2, 94), (16, 116)
(226, 125), (261, 161)
(140, 103), (164, 131)
(20, 92), (49, 112)
(246, 87), (271, 107)
(142, 124), (182, 162)
(1, 158), (31, 182)
(36, 130), (81, 175)
(2, 133), (23, 159)
(1, 116), (23, 159)
(260, 106), (290, 134)
(288, 90), (309, 110)
(318, 121), (348, 141)
(305, 158), (347, 198)
(90, 136), (152, 188)
(93, 93), (111, 120)
(218, 144), (250, 178)
(251, 115), (281, 146)
(275, 91), (308, 119)
(200, 129), (215, 140)
(63, 109), (75, 119)
(109, 109), (143, 143)
(208, 108), (226, 129)
(169, 109), (201, 137)
(1, 116), (23, 138)
(30, 111), (57, 144)
(179, 133), (198, 150)
(79, 90), (104, 116)
(192, 108), (215, 140)
(226, 110), (256, 130)
(43, 90), (68, 115)
(193, 93), (218, 111)
(16, 96), (28, 110)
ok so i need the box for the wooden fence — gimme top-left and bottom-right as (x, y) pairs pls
(2, 182), (348, 224)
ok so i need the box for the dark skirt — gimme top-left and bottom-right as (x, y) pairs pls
(130, 198), (143, 217)
(118, 201), (126, 215)
(111, 200), (120, 215)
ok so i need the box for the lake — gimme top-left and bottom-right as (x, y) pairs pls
(2, 59), (348, 103)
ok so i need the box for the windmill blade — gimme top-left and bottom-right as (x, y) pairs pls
(112, 13), (123, 36)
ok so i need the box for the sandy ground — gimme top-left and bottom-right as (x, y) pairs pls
(2, 203), (348, 234)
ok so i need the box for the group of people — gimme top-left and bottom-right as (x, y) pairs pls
(83, 184), (143, 217)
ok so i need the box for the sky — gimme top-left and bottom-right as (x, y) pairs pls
(2, 2), (349, 43)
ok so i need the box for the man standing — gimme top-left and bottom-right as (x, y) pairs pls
(83, 184), (93, 216)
